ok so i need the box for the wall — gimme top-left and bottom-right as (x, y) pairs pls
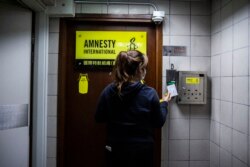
(210, 0), (250, 167)
(47, 17), (59, 167)
(162, 1), (211, 167)
(46, 0), (211, 167)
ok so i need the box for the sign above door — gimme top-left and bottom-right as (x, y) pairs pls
(75, 31), (147, 69)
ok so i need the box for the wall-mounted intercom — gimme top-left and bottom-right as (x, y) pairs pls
(177, 71), (207, 104)
(166, 69), (207, 104)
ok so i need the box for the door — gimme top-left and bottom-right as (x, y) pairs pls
(58, 15), (163, 167)
(0, 4), (32, 167)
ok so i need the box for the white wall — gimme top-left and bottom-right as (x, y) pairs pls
(46, 17), (59, 167)
(0, 3), (32, 167)
(210, 0), (250, 167)
(161, 1), (211, 167)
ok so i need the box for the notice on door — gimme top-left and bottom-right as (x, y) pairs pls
(75, 31), (147, 69)
(78, 73), (88, 94)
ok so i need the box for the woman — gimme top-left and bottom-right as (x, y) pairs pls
(95, 50), (171, 167)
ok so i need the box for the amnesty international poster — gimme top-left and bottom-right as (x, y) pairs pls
(75, 31), (147, 69)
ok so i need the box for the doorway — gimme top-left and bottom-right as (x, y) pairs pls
(58, 14), (163, 167)
(0, 4), (32, 167)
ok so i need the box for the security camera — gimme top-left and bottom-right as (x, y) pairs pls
(152, 11), (165, 24)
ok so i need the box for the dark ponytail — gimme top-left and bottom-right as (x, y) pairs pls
(113, 50), (148, 94)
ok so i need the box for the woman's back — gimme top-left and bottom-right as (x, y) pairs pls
(96, 81), (167, 144)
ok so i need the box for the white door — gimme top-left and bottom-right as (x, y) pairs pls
(0, 3), (32, 167)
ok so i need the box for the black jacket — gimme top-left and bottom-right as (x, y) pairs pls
(95, 81), (168, 144)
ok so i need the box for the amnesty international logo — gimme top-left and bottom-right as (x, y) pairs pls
(75, 31), (147, 68)
(127, 37), (138, 51)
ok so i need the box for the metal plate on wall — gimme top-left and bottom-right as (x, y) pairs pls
(0, 104), (28, 130)
(177, 71), (207, 104)
(163, 46), (187, 56)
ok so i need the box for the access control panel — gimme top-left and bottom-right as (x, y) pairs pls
(177, 71), (207, 104)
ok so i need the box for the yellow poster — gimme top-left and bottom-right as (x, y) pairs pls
(186, 77), (200, 84)
(75, 31), (147, 67)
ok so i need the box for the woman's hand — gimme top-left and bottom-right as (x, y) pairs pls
(162, 92), (171, 102)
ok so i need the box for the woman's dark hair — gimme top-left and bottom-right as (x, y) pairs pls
(113, 50), (148, 94)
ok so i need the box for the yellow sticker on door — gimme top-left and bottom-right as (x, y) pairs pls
(79, 74), (88, 94)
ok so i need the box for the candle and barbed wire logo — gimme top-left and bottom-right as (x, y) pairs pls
(127, 37), (138, 51)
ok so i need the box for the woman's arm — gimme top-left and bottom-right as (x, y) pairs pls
(95, 90), (108, 123)
(151, 91), (171, 128)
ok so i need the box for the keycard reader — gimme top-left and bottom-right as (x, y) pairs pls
(177, 71), (207, 104)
